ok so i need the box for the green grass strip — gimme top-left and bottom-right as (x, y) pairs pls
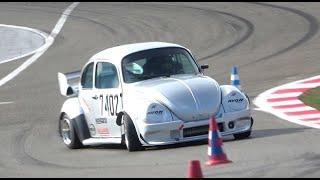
(298, 86), (320, 110)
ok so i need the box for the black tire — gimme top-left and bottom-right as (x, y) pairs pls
(233, 117), (254, 140)
(233, 130), (251, 140)
(58, 115), (63, 137)
(245, 93), (250, 105)
(59, 114), (82, 149)
(123, 114), (143, 152)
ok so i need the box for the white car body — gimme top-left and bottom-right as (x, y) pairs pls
(58, 42), (253, 151)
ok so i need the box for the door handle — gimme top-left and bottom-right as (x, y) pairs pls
(92, 95), (98, 100)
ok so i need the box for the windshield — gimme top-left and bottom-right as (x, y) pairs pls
(122, 47), (200, 83)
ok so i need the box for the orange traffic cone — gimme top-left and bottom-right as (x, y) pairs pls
(205, 116), (232, 166)
(187, 160), (203, 178)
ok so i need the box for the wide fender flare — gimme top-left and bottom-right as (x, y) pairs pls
(116, 110), (147, 144)
(60, 97), (84, 120)
(118, 90), (164, 145)
(220, 85), (249, 112)
(118, 91), (152, 133)
(116, 110), (141, 133)
(60, 98), (90, 141)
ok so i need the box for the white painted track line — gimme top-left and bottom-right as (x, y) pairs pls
(0, 101), (13, 105)
(0, 2), (79, 87)
(0, 24), (49, 65)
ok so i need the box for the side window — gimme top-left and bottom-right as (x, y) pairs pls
(95, 62), (119, 89)
(81, 62), (94, 89)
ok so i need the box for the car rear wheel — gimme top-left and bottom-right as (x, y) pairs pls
(59, 114), (82, 149)
(123, 114), (144, 152)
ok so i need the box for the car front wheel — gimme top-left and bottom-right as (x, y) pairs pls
(233, 117), (253, 140)
(123, 114), (144, 152)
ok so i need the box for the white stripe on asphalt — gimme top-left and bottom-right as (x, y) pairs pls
(0, 101), (13, 105)
(266, 100), (303, 106)
(280, 83), (320, 89)
(293, 114), (320, 119)
(0, 24), (49, 65)
(279, 106), (316, 112)
(253, 108), (268, 112)
(267, 92), (302, 98)
(298, 75), (320, 83)
(0, 2), (79, 87)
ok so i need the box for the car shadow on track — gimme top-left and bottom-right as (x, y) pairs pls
(146, 127), (312, 150)
(86, 140), (210, 151)
(85, 144), (127, 150)
(145, 136), (239, 151)
(82, 127), (310, 151)
(145, 139), (209, 151)
(250, 127), (311, 140)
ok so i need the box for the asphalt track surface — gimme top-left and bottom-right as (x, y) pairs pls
(0, 2), (320, 178)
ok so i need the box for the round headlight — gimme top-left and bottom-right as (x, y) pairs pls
(144, 103), (172, 123)
(223, 91), (247, 111)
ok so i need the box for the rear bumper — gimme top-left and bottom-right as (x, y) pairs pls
(137, 109), (252, 146)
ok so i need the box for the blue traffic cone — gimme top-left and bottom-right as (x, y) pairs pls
(205, 116), (232, 166)
(231, 66), (241, 90)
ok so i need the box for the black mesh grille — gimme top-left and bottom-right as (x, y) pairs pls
(183, 123), (224, 138)
(183, 125), (208, 138)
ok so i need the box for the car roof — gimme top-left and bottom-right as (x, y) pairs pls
(89, 42), (186, 65)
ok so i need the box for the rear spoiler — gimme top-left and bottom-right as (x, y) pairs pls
(57, 70), (81, 97)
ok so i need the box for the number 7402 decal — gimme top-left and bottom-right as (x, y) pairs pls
(99, 94), (119, 117)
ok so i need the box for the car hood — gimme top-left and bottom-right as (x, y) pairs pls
(132, 74), (221, 121)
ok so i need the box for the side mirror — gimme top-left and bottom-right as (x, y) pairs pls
(200, 64), (209, 70)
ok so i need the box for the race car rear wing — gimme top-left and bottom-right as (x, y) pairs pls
(57, 70), (81, 97)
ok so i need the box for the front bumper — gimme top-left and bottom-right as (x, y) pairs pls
(137, 108), (252, 146)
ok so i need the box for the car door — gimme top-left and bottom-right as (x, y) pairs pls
(93, 61), (123, 138)
(78, 62), (101, 137)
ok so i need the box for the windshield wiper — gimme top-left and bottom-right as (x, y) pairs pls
(138, 73), (171, 80)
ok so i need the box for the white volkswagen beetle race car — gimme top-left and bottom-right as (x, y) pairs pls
(57, 42), (253, 151)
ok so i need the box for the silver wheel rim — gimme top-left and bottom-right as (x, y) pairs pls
(61, 118), (72, 145)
